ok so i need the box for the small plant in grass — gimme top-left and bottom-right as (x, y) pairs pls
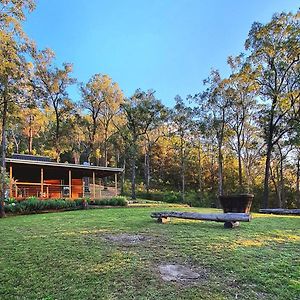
(4, 197), (17, 204)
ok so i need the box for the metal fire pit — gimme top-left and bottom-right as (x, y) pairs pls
(219, 194), (254, 213)
(219, 194), (254, 228)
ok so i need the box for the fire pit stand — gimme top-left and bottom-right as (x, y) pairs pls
(219, 194), (254, 228)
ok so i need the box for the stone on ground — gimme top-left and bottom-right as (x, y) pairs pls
(158, 264), (200, 282)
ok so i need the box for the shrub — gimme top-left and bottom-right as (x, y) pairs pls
(4, 195), (127, 214)
(111, 196), (127, 206)
(183, 191), (214, 208)
(88, 196), (127, 206)
(4, 197), (17, 204)
(74, 198), (88, 207)
(163, 191), (181, 203)
(4, 198), (79, 214)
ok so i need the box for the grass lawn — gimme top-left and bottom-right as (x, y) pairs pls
(0, 206), (299, 300)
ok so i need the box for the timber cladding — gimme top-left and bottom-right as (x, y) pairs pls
(6, 157), (123, 200)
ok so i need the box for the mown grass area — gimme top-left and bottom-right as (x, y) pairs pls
(0, 206), (299, 300)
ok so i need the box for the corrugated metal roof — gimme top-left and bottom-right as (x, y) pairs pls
(6, 158), (123, 173)
(12, 154), (52, 162)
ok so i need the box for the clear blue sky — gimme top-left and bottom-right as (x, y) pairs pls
(24, 0), (299, 107)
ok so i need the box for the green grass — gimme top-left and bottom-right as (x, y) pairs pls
(0, 206), (299, 300)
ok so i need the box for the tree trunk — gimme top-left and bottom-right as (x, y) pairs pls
(131, 143), (137, 200)
(180, 137), (185, 202)
(54, 103), (60, 163)
(104, 127), (108, 167)
(237, 142), (243, 192)
(55, 147), (61, 163)
(279, 150), (284, 208)
(197, 144), (202, 195)
(217, 143), (223, 196)
(28, 114), (33, 154)
(262, 100), (276, 209)
(11, 130), (20, 154)
(120, 157), (126, 195)
(0, 95), (8, 218)
(263, 144), (272, 209)
(131, 156), (136, 200)
(296, 153), (300, 207)
(73, 151), (80, 164)
(144, 144), (151, 194)
(270, 165), (281, 208)
(181, 164), (185, 202)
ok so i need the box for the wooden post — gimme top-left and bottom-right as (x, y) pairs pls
(115, 173), (118, 196)
(92, 172), (96, 199)
(82, 178), (85, 198)
(69, 170), (72, 199)
(158, 217), (170, 224)
(41, 168), (44, 198)
(46, 187), (49, 198)
(60, 180), (63, 198)
(9, 164), (12, 198)
(99, 178), (102, 199)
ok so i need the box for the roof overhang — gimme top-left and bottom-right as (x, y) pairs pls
(6, 158), (123, 179)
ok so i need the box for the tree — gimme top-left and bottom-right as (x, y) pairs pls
(142, 110), (169, 194)
(171, 96), (194, 202)
(80, 74), (123, 165)
(33, 48), (76, 162)
(0, 0), (35, 217)
(245, 11), (300, 208)
(270, 141), (293, 208)
(194, 70), (230, 197)
(189, 118), (206, 196)
(97, 80), (123, 167)
(121, 89), (166, 199)
(225, 55), (257, 192)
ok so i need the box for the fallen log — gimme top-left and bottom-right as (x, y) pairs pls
(151, 211), (252, 222)
(259, 209), (300, 215)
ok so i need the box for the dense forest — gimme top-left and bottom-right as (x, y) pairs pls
(0, 1), (299, 212)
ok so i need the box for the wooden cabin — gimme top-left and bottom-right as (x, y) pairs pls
(6, 154), (123, 200)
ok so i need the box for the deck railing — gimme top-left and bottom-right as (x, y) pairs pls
(10, 183), (119, 200)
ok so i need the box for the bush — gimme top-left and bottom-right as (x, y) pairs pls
(88, 196), (127, 206)
(4, 195), (127, 214)
(4, 198), (79, 214)
(111, 196), (127, 206)
(182, 191), (216, 208)
(163, 191), (181, 203)
(4, 197), (17, 205)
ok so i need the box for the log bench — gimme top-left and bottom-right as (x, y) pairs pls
(259, 208), (300, 215)
(151, 211), (252, 228)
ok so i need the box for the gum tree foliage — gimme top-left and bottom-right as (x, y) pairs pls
(225, 55), (258, 192)
(33, 48), (76, 162)
(194, 70), (231, 198)
(143, 124), (169, 194)
(80, 74), (123, 165)
(121, 89), (166, 199)
(245, 11), (300, 208)
(170, 96), (194, 202)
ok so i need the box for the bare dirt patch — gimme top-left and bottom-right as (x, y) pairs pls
(158, 263), (208, 284)
(104, 233), (149, 245)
